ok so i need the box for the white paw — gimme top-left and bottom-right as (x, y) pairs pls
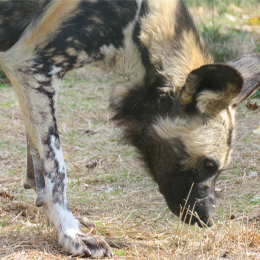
(59, 229), (112, 257)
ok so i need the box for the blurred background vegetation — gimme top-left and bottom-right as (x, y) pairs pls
(185, 0), (260, 62)
(185, 0), (260, 96)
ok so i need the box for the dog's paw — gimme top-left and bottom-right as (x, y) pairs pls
(78, 233), (112, 258)
(59, 229), (112, 258)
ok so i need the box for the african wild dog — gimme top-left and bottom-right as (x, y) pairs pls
(0, 0), (260, 257)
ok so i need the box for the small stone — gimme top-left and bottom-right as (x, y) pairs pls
(229, 214), (235, 220)
(250, 196), (260, 203)
(247, 171), (258, 179)
(105, 187), (113, 193)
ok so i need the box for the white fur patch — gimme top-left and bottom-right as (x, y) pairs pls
(45, 177), (83, 254)
(50, 135), (65, 173)
(48, 65), (62, 76)
(45, 135), (85, 254)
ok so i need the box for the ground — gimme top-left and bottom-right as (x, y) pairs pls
(1, 1), (260, 259)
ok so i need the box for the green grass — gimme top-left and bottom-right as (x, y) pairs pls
(0, 140), (9, 148)
(0, 83), (9, 89)
(201, 25), (237, 62)
(251, 87), (260, 99)
(249, 196), (260, 205)
(0, 70), (9, 85)
(113, 249), (125, 257)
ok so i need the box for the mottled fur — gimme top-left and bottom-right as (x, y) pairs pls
(0, 0), (260, 258)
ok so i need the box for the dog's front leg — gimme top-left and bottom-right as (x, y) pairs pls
(0, 54), (112, 257)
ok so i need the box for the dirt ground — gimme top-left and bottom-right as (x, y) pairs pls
(0, 67), (260, 259)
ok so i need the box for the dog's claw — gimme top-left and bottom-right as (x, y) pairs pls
(84, 248), (92, 256)
(76, 216), (95, 229)
(105, 252), (112, 257)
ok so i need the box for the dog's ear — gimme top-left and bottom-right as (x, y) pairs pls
(179, 64), (243, 117)
(228, 54), (260, 107)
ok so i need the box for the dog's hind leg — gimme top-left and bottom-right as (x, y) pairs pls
(24, 134), (45, 204)
(25, 134), (45, 207)
(24, 134), (36, 190)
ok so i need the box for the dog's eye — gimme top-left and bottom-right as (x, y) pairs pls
(205, 160), (214, 168)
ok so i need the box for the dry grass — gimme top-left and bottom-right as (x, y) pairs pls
(0, 66), (259, 259)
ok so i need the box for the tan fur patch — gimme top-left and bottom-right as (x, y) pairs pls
(9, 0), (81, 59)
(140, 1), (213, 92)
(66, 47), (78, 57)
(89, 16), (103, 24)
(51, 55), (66, 64)
(228, 105), (236, 124)
(110, 32), (146, 99)
(153, 116), (230, 170)
(66, 37), (74, 42)
(165, 31), (213, 90)
(140, 0), (177, 49)
(220, 107), (235, 165)
(180, 73), (200, 106)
